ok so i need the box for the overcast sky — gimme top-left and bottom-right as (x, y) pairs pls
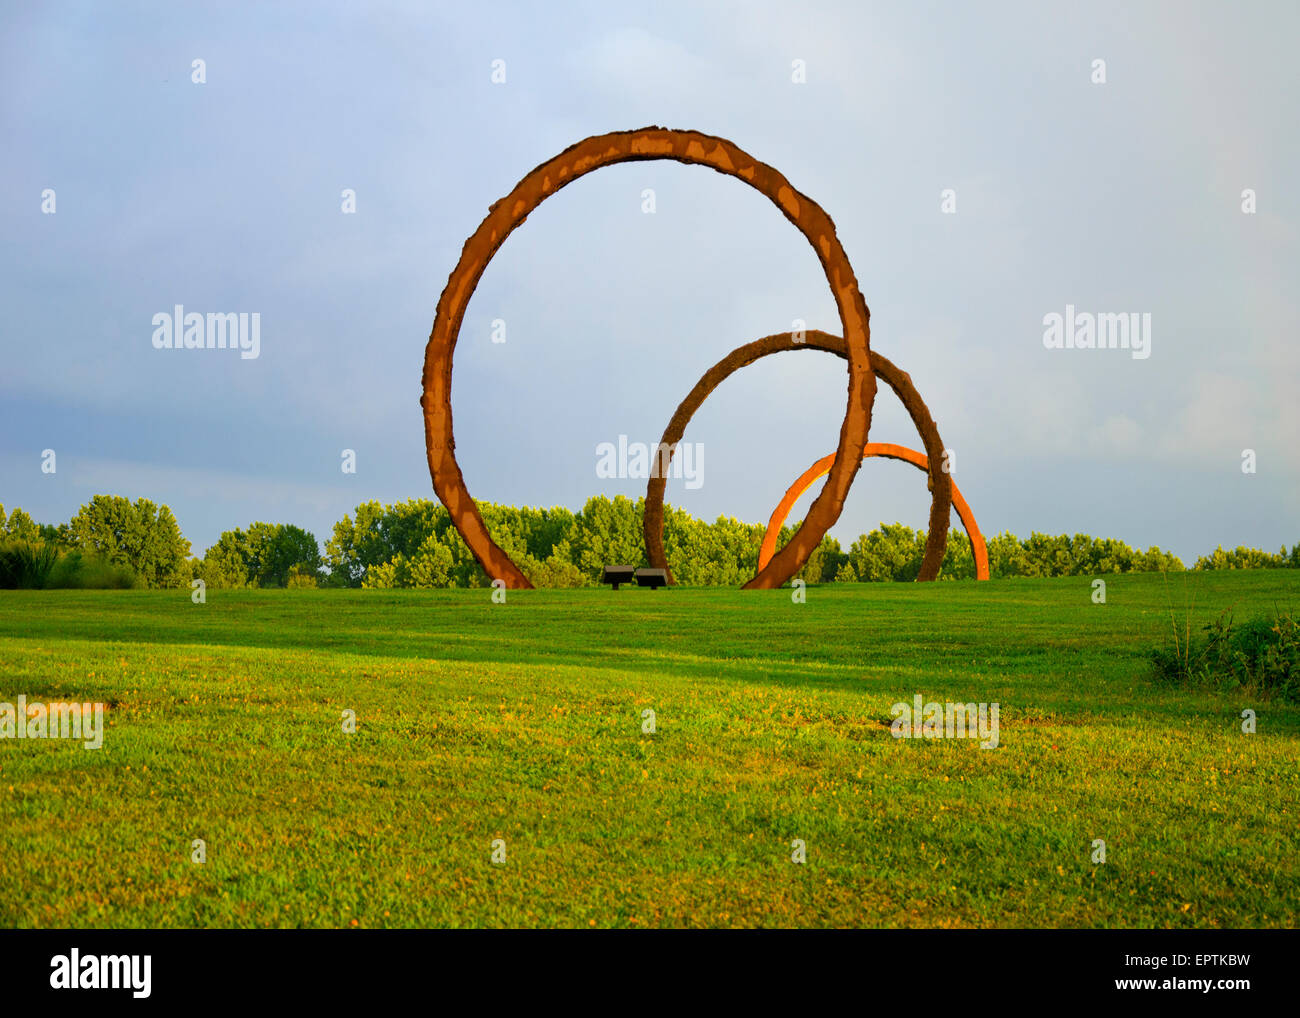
(2, 0), (1297, 564)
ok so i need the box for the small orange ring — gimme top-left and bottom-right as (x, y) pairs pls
(759, 443), (989, 581)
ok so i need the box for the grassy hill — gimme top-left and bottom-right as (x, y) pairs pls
(1, 570), (1297, 927)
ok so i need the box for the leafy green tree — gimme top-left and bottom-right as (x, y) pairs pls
(361, 530), (456, 589)
(939, 530), (975, 580)
(659, 506), (766, 586)
(661, 506), (712, 585)
(986, 531), (1028, 578)
(1019, 532), (1075, 577)
(521, 546), (588, 588)
(1133, 545), (1184, 572)
(404, 534), (457, 587)
(317, 498), (1297, 588)
(327, 499), (467, 586)
(848, 523), (926, 581)
(2, 507), (41, 543)
(325, 501), (390, 587)
(286, 565), (319, 588)
(67, 495), (190, 588)
(1194, 545), (1288, 570)
(797, 534), (848, 584)
(518, 506), (578, 561)
(359, 559), (400, 588)
(199, 530), (253, 588)
(202, 522), (321, 587)
(37, 523), (68, 547)
(379, 500), (444, 562)
(569, 496), (646, 580)
(247, 523), (321, 587)
(707, 515), (765, 585)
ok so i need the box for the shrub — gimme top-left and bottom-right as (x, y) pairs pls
(0, 541), (59, 588)
(47, 551), (140, 589)
(1152, 608), (1299, 703)
(66, 495), (191, 587)
(521, 551), (588, 589)
(286, 565), (319, 588)
(201, 523), (322, 588)
(0, 542), (139, 589)
(1194, 545), (1289, 570)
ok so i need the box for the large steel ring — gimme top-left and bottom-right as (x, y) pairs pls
(422, 128), (876, 589)
(644, 330), (953, 584)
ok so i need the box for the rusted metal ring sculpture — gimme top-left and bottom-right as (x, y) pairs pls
(644, 330), (953, 584)
(758, 442), (990, 581)
(422, 128), (876, 590)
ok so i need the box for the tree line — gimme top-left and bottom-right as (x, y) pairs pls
(1, 495), (1296, 589)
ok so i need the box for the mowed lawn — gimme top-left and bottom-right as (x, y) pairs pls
(1, 570), (1297, 928)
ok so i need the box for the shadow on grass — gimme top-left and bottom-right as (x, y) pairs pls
(2, 586), (1279, 721)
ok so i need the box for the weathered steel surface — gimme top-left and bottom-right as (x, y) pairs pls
(758, 442), (989, 581)
(421, 128), (876, 589)
(643, 332), (953, 583)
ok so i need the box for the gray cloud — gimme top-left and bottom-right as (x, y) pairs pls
(1, 0), (1296, 561)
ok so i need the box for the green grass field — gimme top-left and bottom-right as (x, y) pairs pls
(2, 570), (1297, 928)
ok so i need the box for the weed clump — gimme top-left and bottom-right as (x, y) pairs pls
(1152, 607), (1299, 702)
